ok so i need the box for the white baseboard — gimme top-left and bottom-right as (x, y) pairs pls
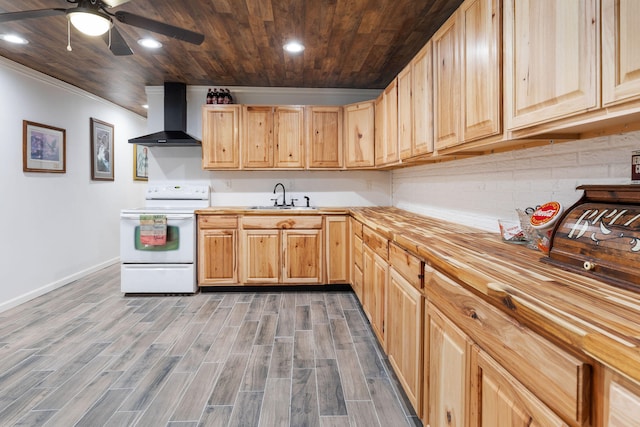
(0, 258), (120, 314)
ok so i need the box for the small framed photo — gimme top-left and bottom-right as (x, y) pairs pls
(133, 144), (149, 181)
(23, 120), (66, 173)
(90, 118), (114, 181)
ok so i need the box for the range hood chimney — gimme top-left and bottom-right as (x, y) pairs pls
(128, 82), (201, 147)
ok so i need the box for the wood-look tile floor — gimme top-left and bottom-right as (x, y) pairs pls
(0, 265), (421, 426)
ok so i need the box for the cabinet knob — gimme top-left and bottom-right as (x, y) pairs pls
(583, 261), (596, 271)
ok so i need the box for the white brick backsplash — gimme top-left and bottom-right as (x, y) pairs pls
(393, 130), (640, 232)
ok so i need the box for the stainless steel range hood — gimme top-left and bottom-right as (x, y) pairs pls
(129, 82), (201, 147)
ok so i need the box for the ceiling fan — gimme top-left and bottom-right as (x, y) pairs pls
(0, 0), (204, 55)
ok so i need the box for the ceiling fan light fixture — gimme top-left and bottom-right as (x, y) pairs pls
(283, 41), (305, 53)
(67, 8), (112, 36)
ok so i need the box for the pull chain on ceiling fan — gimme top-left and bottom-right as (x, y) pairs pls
(0, 0), (204, 56)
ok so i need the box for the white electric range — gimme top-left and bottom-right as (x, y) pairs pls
(120, 183), (210, 293)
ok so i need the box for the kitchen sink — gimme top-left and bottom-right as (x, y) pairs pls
(249, 205), (317, 210)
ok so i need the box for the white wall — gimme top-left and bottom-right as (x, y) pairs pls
(392, 132), (639, 232)
(143, 85), (391, 207)
(0, 58), (147, 312)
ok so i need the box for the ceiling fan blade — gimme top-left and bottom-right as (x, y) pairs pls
(0, 8), (65, 23)
(114, 11), (204, 45)
(103, 25), (133, 56)
(100, 0), (133, 7)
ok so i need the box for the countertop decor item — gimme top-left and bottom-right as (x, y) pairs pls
(546, 185), (640, 293)
(22, 120), (66, 173)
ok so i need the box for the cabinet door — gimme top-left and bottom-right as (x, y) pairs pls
(602, 368), (640, 427)
(243, 106), (274, 168)
(282, 229), (322, 284)
(350, 218), (364, 301)
(362, 245), (375, 321)
(374, 92), (385, 166)
(602, 0), (640, 107)
(363, 245), (388, 348)
(325, 216), (349, 284)
(470, 346), (568, 427)
(308, 106), (343, 168)
(460, 0), (501, 142)
(375, 79), (399, 166)
(504, 0), (598, 130)
(202, 105), (241, 169)
(412, 41), (434, 157)
(274, 106), (305, 168)
(433, 11), (461, 151)
(388, 268), (423, 415)
(344, 101), (375, 168)
(398, 63), (413, 160)
(198, 229), (238, 285)
(425, 303), (468, 427)
(243, 229), (280, 283)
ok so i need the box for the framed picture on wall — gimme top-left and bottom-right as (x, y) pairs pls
(90, 118), (114, 181)
(23, 120), (66, 173)
(133, 144), (148, 181)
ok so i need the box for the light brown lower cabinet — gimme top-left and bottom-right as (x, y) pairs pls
(470, 345), (569, 426)
(242, 229), (281, 284)
(197, 216), (238, 285)
(387, 268), (423, 415)
(350, 217), (364, 300)
(423, 263), (591, 427)
(281, 229), (322, 284)
(242, 216), (323, 284)
(601, 368), (640, 427)
(425, 303), (470, 427)
(325, 216), (349, 284)
(363, 244), (387, 349)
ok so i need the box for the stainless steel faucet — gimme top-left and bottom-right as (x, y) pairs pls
(273, 182), (287, 206)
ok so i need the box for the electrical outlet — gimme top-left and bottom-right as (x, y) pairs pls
(633, 150), (640, 183)
(225, 180), (232, 189)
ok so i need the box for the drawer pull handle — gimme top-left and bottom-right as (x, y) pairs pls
(583, 261), (596, 271)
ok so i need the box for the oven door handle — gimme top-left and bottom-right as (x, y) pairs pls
(120, 214), (194, 221)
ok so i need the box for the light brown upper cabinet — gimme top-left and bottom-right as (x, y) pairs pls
(504, 0), (598, 130)
(433, 10), (461, 150)
(602, 0), (640, 107)
(344, 101), (375, 168)
(398, 40), (435, 160)
(243, 105), (305, 169)
(434, 0), (501, 151)
(375, 78), (399, 167)
(202, 105), (241, 169)
(307, 106), (343, 169)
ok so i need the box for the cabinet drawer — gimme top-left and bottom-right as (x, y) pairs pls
(198, 215), (238, 229)
(242, 216), (322, 229)
(424, 264), (591, 426)
(389, 243), (423, 290)
(351, 217), (363, 238)
(363, 226), (388, 260)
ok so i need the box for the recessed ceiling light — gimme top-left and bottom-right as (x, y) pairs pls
(142, 104), (149, 109)
(137, 38), (162, 49)
(283, 41), (304, 53)
(0, 34), (28, 44)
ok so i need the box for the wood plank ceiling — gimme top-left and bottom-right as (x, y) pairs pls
(0, 0), (462, 117)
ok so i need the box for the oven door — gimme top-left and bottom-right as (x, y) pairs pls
(120, 212), (195, 263)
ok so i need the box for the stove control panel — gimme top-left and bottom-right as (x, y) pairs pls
(146, 184), (210, 201)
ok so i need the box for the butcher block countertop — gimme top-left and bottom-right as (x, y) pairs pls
(197, 206), (640, 383)
(349, 207), (640, 385)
